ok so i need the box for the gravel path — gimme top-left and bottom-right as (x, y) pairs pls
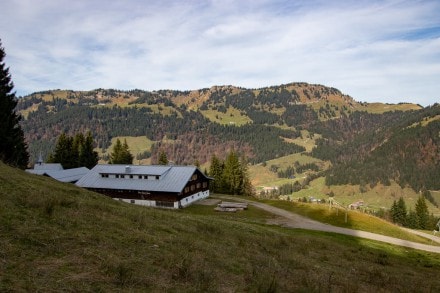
(218, 197), (440, 254)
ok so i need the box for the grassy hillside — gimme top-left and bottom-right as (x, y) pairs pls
(1, 162), (440, 291)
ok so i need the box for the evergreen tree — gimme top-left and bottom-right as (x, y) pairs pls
(109, 138), (123, 164)
(158, 150), (168, 165)
(396, 197), (408, 226)
(79, 131), (99, 168)
(0, 40), (29, 168)
(209, 154), (224, 193)
(407, 209), (419, 229)
(240, 155), (255, 197)
(391, 197), (407, 226)
(71, 133), (84, 167)
(48, 132), (99, 169)
(415, 195), (429, 229)
(223, 150), (242, 195)
(121, 139), (134, 164)
(109, 138), (133, 164)
(48, 133), (76, 169)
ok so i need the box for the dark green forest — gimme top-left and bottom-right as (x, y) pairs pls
(312, 105), (440, 191)
(16, 85), (439, 195)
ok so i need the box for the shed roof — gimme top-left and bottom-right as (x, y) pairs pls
(26, 163), (63, 175)
(45, 167), (90, 183)
(76, 164), (209, 193)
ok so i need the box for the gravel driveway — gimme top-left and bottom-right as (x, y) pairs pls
(218, 196), (440, 254)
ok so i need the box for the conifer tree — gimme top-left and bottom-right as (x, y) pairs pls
(121, 139), (134, 164)
(48, 133), (76, 169)
(79, 131), (99, 168)
(48, 132), (99, 169)
(240, 155), (255, 196)
(158, 150), (168, 165)
(415, 195), (429, 229)
(407, 209), (419, 229)
(209, 154), (224, 193)
(109, 138), (133, 164)
(0, 40), (29, 168)
(391, 197), (408, 226)
(223, 150), (242, 195)
(109, 138), (123, 164)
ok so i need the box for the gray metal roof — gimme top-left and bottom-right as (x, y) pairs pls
(26, 166), (90, 183)
(26, 163), (63, 174)
(45, 167), (90, 183)
(76, 164), (206, 193)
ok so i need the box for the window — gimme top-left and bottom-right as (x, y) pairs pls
(191, 174), (198, 181)
(203, 182), (207, 188)
(101, 174), (109, 178)
(138, 175), (142, 179)
(184, 187), (189, 193)
(144, 175), (148, 179)
(156, 201), (174, 208)
(196, 183), (201, 189)
(191, 185), (195, 191)
(156, 175), (160, 180)
(130, 200), (135, 204)
(121, 175), (125, 179)
(130, 175), (133, 179)
(116, 174), (120, 178)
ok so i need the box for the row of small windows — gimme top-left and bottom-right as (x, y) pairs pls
(101, 174), (160, 180)
(184, 182), (208, 193)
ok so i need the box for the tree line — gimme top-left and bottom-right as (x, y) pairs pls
(389, 195), (439, 230)
(48, 132), (98, 169)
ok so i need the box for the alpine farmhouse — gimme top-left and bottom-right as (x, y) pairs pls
(76, 164), (212, 208)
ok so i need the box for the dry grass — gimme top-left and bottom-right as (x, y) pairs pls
(200, 107), (252, 125)
(1, 163), (440, 292)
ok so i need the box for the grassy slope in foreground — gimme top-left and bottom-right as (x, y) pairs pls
(1, 163), (440, 292)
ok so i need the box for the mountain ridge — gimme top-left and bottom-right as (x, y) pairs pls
(16, 82), (438, 198)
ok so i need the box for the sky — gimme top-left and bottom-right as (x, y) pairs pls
(1, 0), (439, 106)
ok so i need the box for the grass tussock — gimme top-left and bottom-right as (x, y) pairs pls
(0, 162), (439, 292)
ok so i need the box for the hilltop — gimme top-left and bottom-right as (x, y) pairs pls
(15, 82), (439, 213)
(1, 162), (440, 291)
(17, 82), (422, 164)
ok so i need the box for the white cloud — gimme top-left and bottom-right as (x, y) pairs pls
(0, 0), (439, 105)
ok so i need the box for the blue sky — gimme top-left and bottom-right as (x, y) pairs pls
(1, 0), (439, 105)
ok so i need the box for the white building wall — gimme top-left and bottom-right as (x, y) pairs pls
(114, 198), (156, 207)
(114, 190), (209, 209)
(180, 190), (210, 208)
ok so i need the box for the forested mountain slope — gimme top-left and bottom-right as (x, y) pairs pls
(312, 104), (440, 191)
(16, 82), (438, 194)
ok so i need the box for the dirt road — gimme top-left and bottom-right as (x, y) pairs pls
(218, 197), (440, 254)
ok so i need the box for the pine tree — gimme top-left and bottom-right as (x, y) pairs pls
(407, 209), (419, 229)
(158, 150), (168, 165)
(223, 150), (242, 195)
(79, 131), (99, 168)
(48, 133), (76, 169)
(109, 138), (133, 164)
(121, 139), (134, 164)
(415, 195), (429, 229)
(0, 40), (29, 168)
(48, 132), (99, 169)
(109, 138), (123, 164)
(209, 154), (224, 193)
(240, 155), (255, 197)
(391, 197), (408, 226)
